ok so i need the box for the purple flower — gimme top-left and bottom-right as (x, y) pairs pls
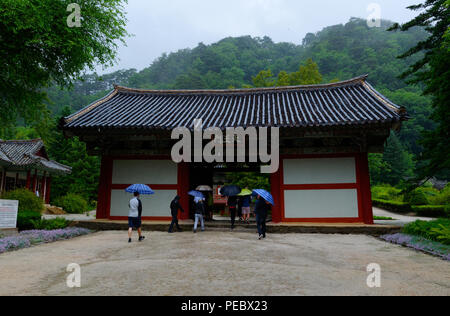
(381, 233), (450, 261)
(0, 228), (91, 254)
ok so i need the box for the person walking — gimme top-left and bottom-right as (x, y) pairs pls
(254, 195), (270, 240)
(241, 194), (251, 224)
(128, 192), (145, 243)
(227, 195), (238, 229)
(237, 196), (243, 222)
(169, 195), (184, 233)
(193, 197), (206, 233)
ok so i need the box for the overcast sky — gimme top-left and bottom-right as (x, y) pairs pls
(97, 0), (420, 74)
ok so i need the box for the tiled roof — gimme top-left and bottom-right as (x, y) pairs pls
(0, 139), (71, 174)
(64, 75), (407, 131)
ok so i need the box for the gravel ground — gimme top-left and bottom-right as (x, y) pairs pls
(373, 207), (435, 226)
(0, 231), (449, 296)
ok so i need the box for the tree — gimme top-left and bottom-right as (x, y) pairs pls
(295, 58), (323, 84)
(0, 0), (129, 128)
(390, 0), (450, 181)
(276, 71), (291, 86)
(382, 133), (415, 185)
(252, 70), (275, 87)
(47, 107), (100, 204)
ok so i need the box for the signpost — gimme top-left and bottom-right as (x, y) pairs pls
(0, 199), (19, 230)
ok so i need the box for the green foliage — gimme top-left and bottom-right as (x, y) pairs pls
(403, 219), (450, 245)
(0, 0), (129, 129)
(225, 172), (271, 192)
(371, 184), (403, 201)
(30, 218), (71, 230)
(48, 107), (100, 204)
(404, 187), (441, 206)
(17, 211), (42, 231)
(373, 216), (395, 221)
(390, 0), (450, 181)
(252, 70), (275, 87)
(54, 194), (89, 214)
(381, 133), (415, 185)
(252, 58), (323, 88)
(429, 184), (450, 205)
(412, 205), (450, 218)
(1, 189), (44, 213)
(371, 199), (412, 214)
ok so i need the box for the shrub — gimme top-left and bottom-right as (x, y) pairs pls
(405, 188), (429, 206)
(30, 218), (71, 230)
(430, 185), (450, 206)
(412, 205), (449, 218)
(403, 219), (450, 245)
(54, 193), (88, 214)
(17, 211), (41, 231)
(372, 199), (412, 213)
(371, 185), (403, 202)
(1, 189), (44, 213)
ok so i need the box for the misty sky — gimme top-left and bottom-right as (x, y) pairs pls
(97, 0), (421, 74)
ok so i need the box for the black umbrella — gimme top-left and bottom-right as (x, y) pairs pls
(220, 185), (242, 197)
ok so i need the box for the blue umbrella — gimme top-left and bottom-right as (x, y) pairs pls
(188, 190), (205, 199)
(252, 189), (275, 205)
(125, 184), (155, 195)
(220, 185), (242, 197)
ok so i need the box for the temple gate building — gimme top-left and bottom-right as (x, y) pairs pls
(62, 75), (407, 224)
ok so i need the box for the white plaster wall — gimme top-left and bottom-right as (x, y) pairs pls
(284, 189), (359, 218)
(283, 158), (356, 185)
(110, 189), (177, 217)
(112, 160), (177, 184)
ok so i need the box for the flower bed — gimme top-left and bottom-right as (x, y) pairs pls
(0, 228), (91, 254)
(380, 233), (450, 261)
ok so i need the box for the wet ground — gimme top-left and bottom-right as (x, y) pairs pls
(0, 231), (448, 296)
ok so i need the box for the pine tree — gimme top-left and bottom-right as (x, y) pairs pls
(390, 0), (450, 181)
(382, 133), (415, 185)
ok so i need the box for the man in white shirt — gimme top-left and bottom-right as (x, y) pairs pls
(128, 192), (145, 243)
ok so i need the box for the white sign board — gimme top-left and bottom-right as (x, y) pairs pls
(0, 199), (19, 229)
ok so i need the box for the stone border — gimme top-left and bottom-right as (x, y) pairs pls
(74, 221), (401, 237)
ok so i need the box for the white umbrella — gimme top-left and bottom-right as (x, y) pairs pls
(196, 185), (213, 191)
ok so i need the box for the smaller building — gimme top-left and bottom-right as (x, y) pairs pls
(0, 139), (72, 203)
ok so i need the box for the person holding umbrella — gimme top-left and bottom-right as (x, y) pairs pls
(168, 196), (184, 233)
(220, 185), (241, 230)
(193, 197), (206, 233)
(196, 185), (213, 221)
(125, 184), (154, 243)
(238, 188), (253, 224)
(253, 189), (274, 240)
(128, 192), (145, 243)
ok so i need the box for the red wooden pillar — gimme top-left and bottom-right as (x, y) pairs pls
(45, 176), (51, 204)
(2, 169), (7, 193)
(270, 159), (283, 223)
(32, 169), (37, 193)
(15, 173), (19, 190)
(40, 171), (46, 201)
(357, 153), (374, 225)
(26, 170), (31, 190)
(0, 170), (5, 193)
(178, 162), (190, 220)
(96, 155), (113, 219)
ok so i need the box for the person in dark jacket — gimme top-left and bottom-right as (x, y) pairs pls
(193, 197), (206, 233)
(168, 196), (185, 233)
(227, 195), (238, 229)
(254, 195), (270, 240)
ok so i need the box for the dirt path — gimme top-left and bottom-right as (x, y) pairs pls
(0, 231), (448, 296)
